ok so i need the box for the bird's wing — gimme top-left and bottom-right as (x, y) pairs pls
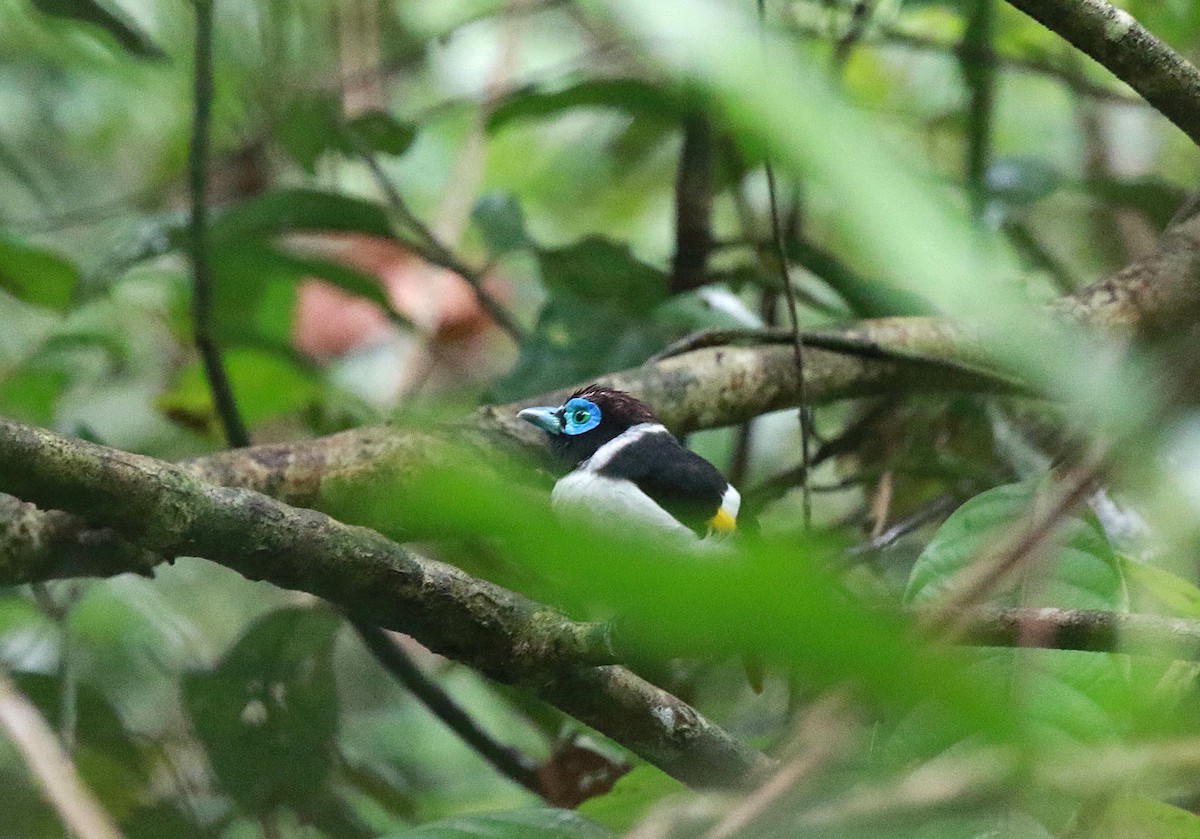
(597, 433), (738, 536)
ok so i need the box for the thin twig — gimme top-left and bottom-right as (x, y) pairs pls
(356, 148), (527, 342)
(0, 665), (125, 839)
(744, 399), (896, 515)
(832, 0), (876, 67)
(844, 490), (962, 560)
(189, 0), (249, 449)
(758, 0), (813, 530)
(352, 621), (545, 797)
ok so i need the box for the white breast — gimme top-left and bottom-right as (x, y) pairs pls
(551, 471), (697, 542)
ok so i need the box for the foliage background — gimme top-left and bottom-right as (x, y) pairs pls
(3, 0), (1200, 837)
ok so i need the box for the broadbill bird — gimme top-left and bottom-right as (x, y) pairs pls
(518, 385), (741, 542)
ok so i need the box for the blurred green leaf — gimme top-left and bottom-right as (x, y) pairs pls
(30, 0), (164, 59)
(123, 804), (208, 839)
(1122, 558), (1200, 617)
(346, 111), (417, 157)
(0, 236), (79, 312)
(382, 808), (613, 839)
(472, 193), (530, 256)
(278, 94), (341, 175)
(1082, 176), (1188, 230)
(279, 96), (416, 174)
(577, 766), (684, 832)
(339, 757), (418, 822)
(491, 287), (746, 401)
(486, 78), (682, 133)
(184, 607), (343, 814)
(327, 452), (1012, 738)
(206, 238), (403, 350)
(492, 294), (660, 401)
(210, 189), (394, 242)
(0, 365), (69, 425)
(1097, 794), (1200, 838)
(15, 672), (152, 820)
(538, 236), (667, 312)
(906, 481), (1125, 610)
(158, 348), (321, 434)
(894, 481), (1131, 773)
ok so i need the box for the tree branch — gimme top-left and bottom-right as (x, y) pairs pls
(0, 418), (769, 789)
(0, 493), (158, 584)
(1003, 0), (1200, 146)
(951, 605), (1200, 660)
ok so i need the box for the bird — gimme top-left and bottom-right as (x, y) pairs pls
(517, 385), (740, 541)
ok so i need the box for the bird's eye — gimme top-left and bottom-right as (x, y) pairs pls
(560, 397), (600, 435)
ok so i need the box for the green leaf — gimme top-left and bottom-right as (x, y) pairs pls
(892, 481), (1131, 768)
(472, 193), (530, 256)
(14, 673), (152, 820)
(0, 236), (80, 311)
(1096, 794), (1200, 839)
(30, 0), (164, 59)
(123, 804), (208, 839)
(278, 97), (416, 173)
(905, 481), (1125, 611)
(491, 286), (756, 401)
(486, 78), (683, 133)
(184, 607), (343, 814)
(382, 808), (614, 839)
(210, 238), (406, 347)
(490, 295), (658, 401)
(269, 248), (402, 322)
(209, 189), (394, 243)
(577, 766), (684, 833)
(1083, 176), (1187, 231)
(345, 111), (417, 157)
(278, 94), (342, 175)
(537, 236), (667, 313)
(158, 348), (321, 435)
(1122, 557), (1200, 617)
(0, 365), (69, 426)
(207, 245), (296, 351)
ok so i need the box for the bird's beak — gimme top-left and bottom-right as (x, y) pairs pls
(518, 406), (562, 435)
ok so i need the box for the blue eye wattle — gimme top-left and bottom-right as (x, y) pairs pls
(561, 398), (601, 435)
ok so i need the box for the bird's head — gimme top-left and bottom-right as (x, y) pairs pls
(518, 385), (658, 464)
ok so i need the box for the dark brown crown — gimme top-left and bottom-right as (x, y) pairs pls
(570, 385), (657, 425)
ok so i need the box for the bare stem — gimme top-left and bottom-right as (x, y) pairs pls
(0, 666), (125, 839)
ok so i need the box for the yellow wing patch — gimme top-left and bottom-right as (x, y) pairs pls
(708, 507), (737, 534)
